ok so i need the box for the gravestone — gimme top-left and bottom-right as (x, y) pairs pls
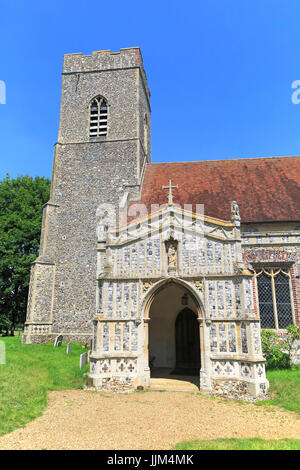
(80, 352), (88, 369)
(0, 341), (5, 365)
(54, 335), (63, 347)
(66, 343), (72, 354)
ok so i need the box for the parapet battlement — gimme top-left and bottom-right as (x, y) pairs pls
(63, 47), (144, 74)
(62, 47), (150, 98)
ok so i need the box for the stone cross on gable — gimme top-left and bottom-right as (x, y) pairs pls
(162, 179), (178, 205)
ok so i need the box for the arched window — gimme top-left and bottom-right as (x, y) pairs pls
(89, 96), (108, 137)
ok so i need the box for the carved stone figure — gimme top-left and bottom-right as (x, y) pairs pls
(96, 210), (110, 240)
(192, 280), (203, 292)
(143, 280), (154, 293)
(167, 243), (177, 267)
(231, 201), (240, 221)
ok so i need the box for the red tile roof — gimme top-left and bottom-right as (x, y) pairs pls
(130, 156), (300, 223)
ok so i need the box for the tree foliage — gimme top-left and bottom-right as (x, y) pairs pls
(284, 324), (300, 366)
(261, 325), (300, 370)
(0, 175), (51, 335)
(261, 330), (290, 370)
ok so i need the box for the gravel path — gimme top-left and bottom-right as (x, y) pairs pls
(0, 390), (299, 450)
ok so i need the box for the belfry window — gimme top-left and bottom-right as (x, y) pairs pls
(89, 96), (108, 137)
(255, 268), (294, 329)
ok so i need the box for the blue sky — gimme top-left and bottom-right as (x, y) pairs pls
(1, 0), (300, 179)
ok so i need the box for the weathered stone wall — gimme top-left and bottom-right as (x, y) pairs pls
(50, 140), (143, 336)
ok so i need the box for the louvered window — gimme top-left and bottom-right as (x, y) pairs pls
(89, 96), (108, 137)
(256, 268), (294, 329)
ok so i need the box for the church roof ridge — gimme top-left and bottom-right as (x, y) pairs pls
(148, 155), (300, 165)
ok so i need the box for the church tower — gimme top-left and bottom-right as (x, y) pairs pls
(23, 48), (151, 343)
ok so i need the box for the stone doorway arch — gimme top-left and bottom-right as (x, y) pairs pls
(140, 278), (209, 390)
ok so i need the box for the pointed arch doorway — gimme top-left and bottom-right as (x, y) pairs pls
(147, 281), (201, 379)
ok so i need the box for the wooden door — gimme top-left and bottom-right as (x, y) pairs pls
(175, 308), (200, 370)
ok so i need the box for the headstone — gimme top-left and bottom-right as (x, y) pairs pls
(66, 343), (72, 354)
(0, 341), (6, 365)
(54, 335), (63, 347)
(80, 352), (88, 369)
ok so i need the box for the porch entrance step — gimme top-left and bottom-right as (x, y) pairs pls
(149, 377), (199, 392)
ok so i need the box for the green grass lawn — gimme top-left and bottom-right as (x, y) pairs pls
(174, 438), (300, 450)
(0, 336), (89, 436)
(257, 367), (300, 415)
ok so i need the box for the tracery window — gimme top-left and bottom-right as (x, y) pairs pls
(255, 267), (294, 329)
(89, 96), (108, 137)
